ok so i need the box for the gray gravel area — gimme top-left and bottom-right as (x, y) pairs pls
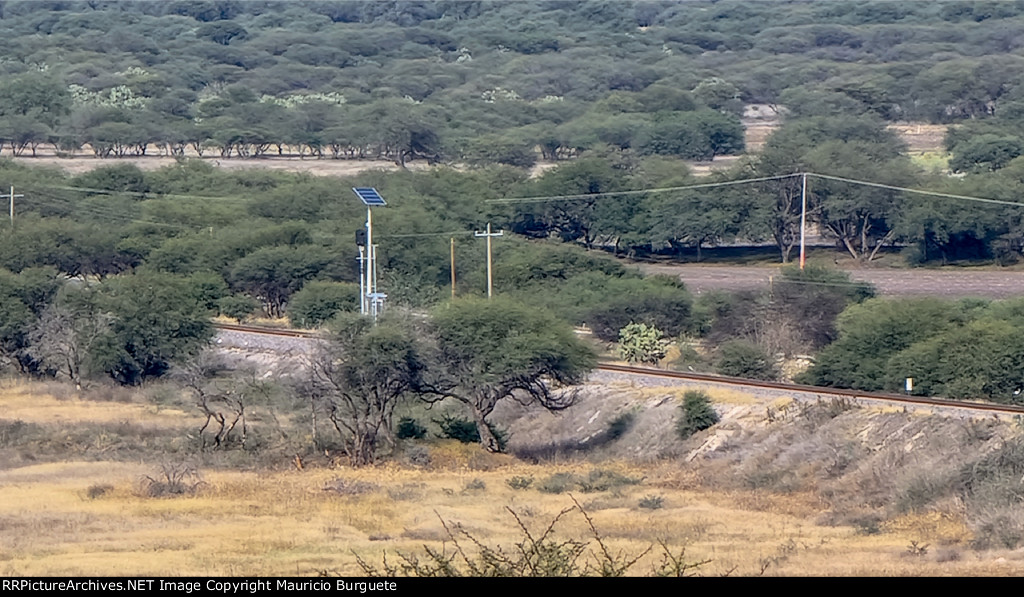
(214, 329), (320, 377)
(585, 369), (1012, 421)
(640, 263), (1024, 299)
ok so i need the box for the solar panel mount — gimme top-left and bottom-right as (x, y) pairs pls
(353, 187), (386, 206)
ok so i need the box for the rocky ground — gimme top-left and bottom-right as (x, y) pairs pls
(639, 263), (1024, 299)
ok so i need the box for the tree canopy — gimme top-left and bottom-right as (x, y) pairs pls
(429, 297), (596, 452)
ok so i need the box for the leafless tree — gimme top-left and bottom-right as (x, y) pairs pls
(176, 352), (269, 450)
(27, 302), (112, 389)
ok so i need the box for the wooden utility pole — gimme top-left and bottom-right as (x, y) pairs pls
(474, 223), (503, 298)
(799, 172), (807, 270)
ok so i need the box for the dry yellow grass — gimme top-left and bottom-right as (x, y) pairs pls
(1, 458), (1021, 576)
(2, 383), (1022, 577)
(594, 381), (762, 408)
(0, 382), (194, 426)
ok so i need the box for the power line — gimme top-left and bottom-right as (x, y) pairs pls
(15, 168), (1024, 244)
(485, 173), (800, 204)
(28, 187), (269, 229)
(805, 172), (1024, 209)
(485, 169), (1024, 211)
(38, 183), (251, 204)
(21, 165), (1024, 213)
(379, 230), (477, 238)
(27, 191), (193, 229)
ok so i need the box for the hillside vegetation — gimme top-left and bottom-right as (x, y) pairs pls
(0, 1), (1021, 162)
(6, 3), (1024, 576)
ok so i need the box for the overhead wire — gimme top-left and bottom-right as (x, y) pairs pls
(379, 230), (477, 238)
(484, 169), (1024, 211)
(805, 172), (1024, 209)
(485, 173), (800, 204)
(22, 167), (1024, 212)
(14, 168), (1024, 249)
(26, 189), (194, 230)
(38, 183), (253, 204)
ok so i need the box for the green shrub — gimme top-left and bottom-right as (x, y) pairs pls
(585, 276), (694, 342)
(638, 495), (664, 510)
(434, 414), (508, 451)
(217, 295), (261, 322)
(670, 343), (707, 372)
(538, 472), (577, 494)
(288, 281), (359, 328)
(801, 298), (965, 391)
(463, 478), (487, 492)
(901, 244), (927, 266)
(434, 414), (480, 443)
(86, 484), (114, 499)
(676, 390), (719, 439)
(606, 411), (635, 440)
(537, 469), (642, 494)
(618, 322), (667, 365)
(396, 417), (428, 440)
(506, 476), (534, 490)
(716, 339), (778, 380)
(577, 468), (643, 492)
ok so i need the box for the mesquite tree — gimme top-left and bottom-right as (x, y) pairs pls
(428, 297), (596, 452)
(306, 313), (427, 466)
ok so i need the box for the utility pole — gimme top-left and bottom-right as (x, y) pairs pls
(1, 186), (23, 227)
(450, 237), (456, 300)
(474, 222), (503, 299)
(799, 172), (807, 270)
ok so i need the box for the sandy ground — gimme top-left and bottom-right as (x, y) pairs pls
(10, 152), (432, 177)
(639, 263), (1024, 299)
(4, 120), (947, 179)
(888, 123), (949, 153)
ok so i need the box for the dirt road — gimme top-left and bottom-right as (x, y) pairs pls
(639, 263), (1024, 299)
(10, 152), (433, 177)
(7, 119), (945, 178)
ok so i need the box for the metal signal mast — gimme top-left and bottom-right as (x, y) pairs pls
(353, 187), (387, 320)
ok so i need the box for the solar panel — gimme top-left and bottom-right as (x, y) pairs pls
(352, 187), (386, 206)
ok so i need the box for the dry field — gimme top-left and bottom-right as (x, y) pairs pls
(1, 380), (1021, 577)
(888, 123), (949, 154)
(9, 152), (430, 178)
(2, 122), (948, 181)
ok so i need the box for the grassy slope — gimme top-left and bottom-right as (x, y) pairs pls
(2, 380), (1022, 576)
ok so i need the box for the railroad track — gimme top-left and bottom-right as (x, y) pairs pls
(214, 322), (1024, 417)
(215, 322), (322, 339)
(597, 363), (1024, 416)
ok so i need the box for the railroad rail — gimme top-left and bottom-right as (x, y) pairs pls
(214, 322), (1024, 417)
(215, 322), (321, 339)
(597, 363), (1024, 416)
